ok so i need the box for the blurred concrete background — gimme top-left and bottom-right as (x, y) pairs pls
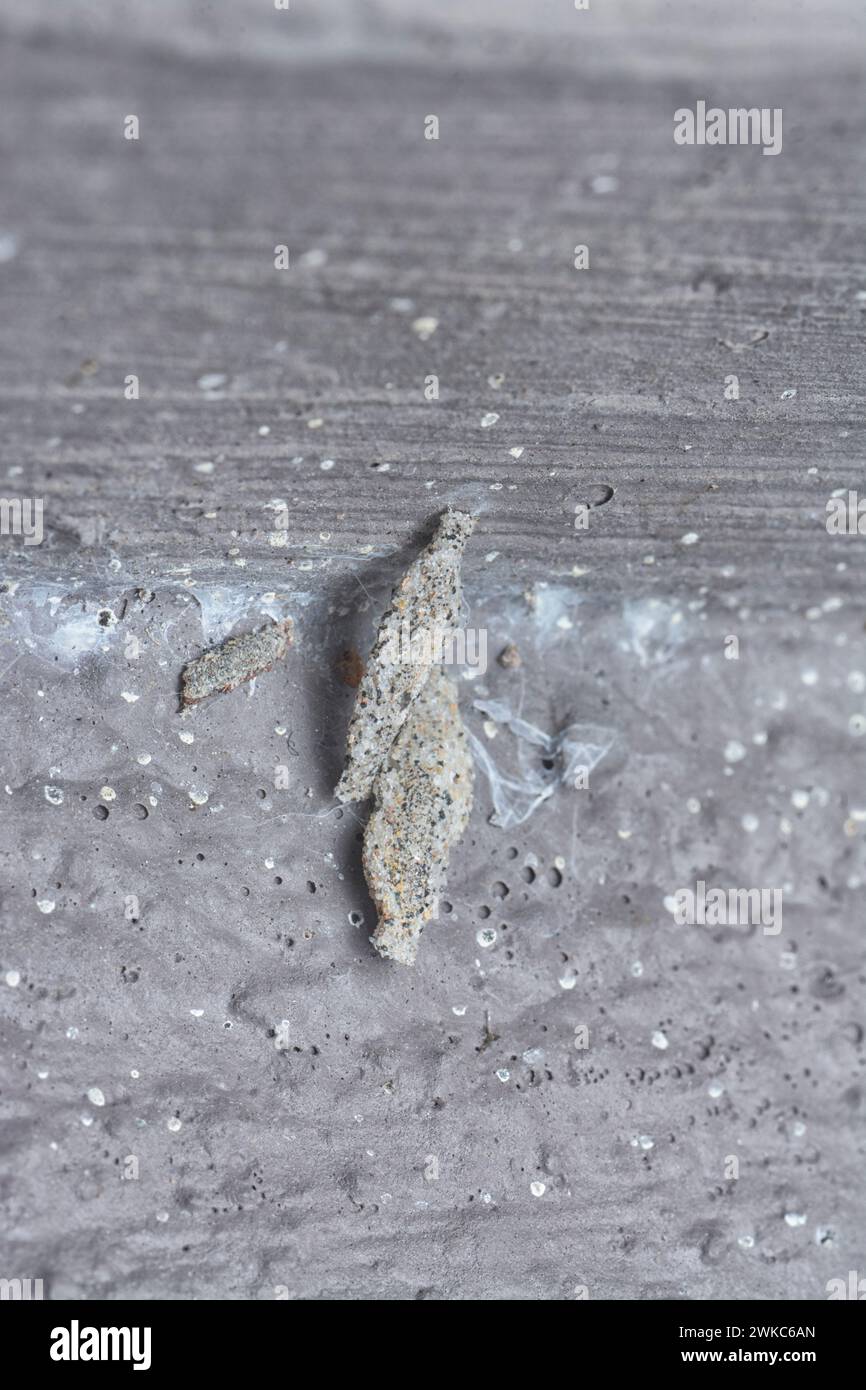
(0, 0), (864, 1300)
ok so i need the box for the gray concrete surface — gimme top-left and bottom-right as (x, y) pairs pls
(0, 0), (864, 1300)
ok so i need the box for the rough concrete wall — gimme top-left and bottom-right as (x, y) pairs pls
(0, 0), (863, 1300)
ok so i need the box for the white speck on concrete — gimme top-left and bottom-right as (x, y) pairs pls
(197, 373), (227, 391)
(724, 740), (746, 763)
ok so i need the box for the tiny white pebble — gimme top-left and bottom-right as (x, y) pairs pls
(319, 459), (335, 471)
(741, 813), (759, 833)
(411, 316), (438, 339)
(100, 786), (116, 801)
(784, 1211), (807, 1227)
(724, 740), (746, 763)
(87, 1087), (105, 1107)
(44, 786), (64, 805)
(509, 446), (524, 458)
(680, 532), (699, 546)
(476, 927), (497, 948)
(495, 1068), (510, 1083)
(167, 1117), (182, 1132)
(36, 900), (55, 914)
(791, 789), (809, 809)
(178, 731), (194, 744)
(137, 754), (152, 766)
(530, 1181), (546, 1197)
(480, 412), (499, 428)
(800, 669), (818, 686)
(651, 1029), (669, 1050)
(5, 970), (21, 987)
